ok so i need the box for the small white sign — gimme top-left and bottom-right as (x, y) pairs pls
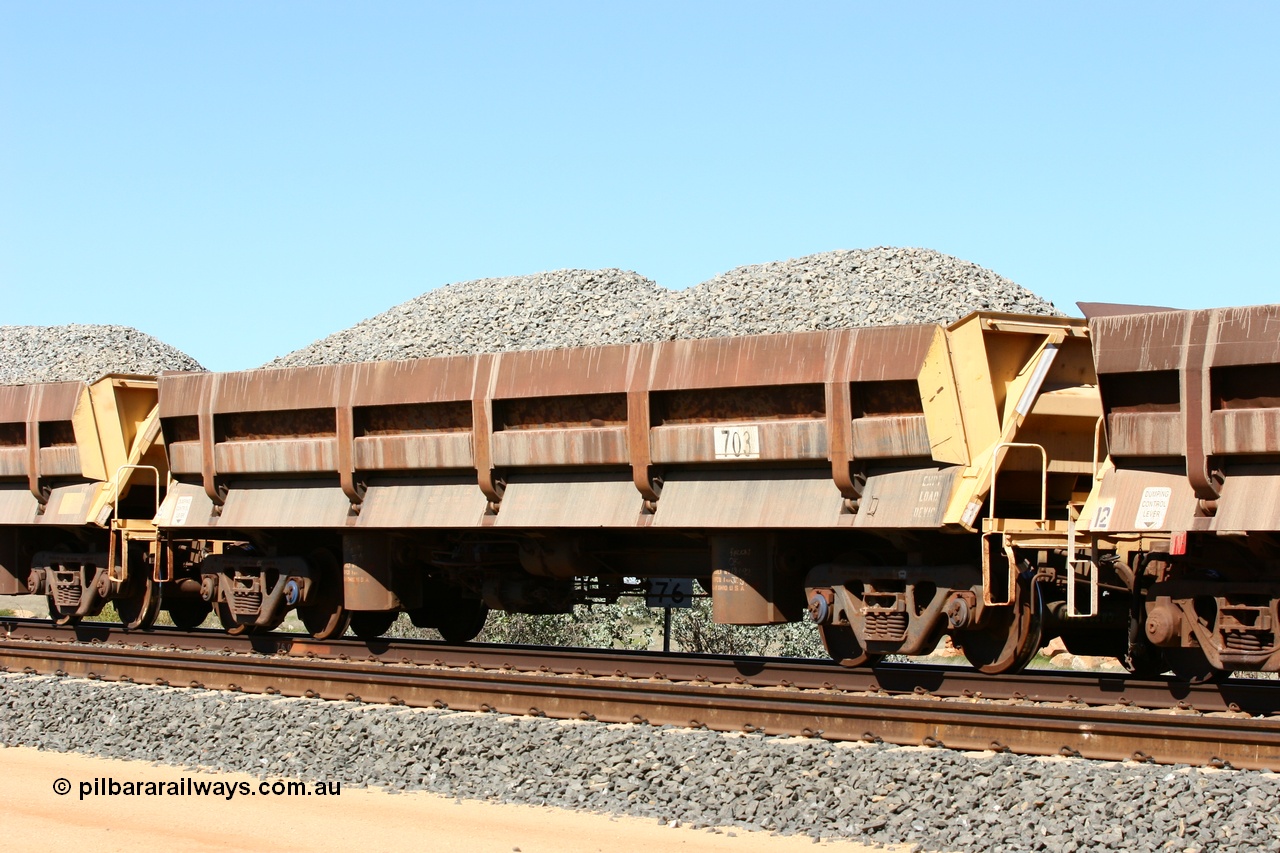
(1134, 487), (1171, 530)
(171, 495), (194, 526)
(646, 577), (693, 609)
(714, 425), (760, 459)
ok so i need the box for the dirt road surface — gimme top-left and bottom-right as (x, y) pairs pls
(0, 745), (891, 852)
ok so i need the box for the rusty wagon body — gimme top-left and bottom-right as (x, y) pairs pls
(143, 311), (1101, 668)
(2, 303), (1277, 678)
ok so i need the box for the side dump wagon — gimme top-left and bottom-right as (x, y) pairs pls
(5, 302), (1274, 676)
(7, 305), (1275, 679)
(1081, 303), (1280, 679)
(0, 376), (169, 627)
(146, 312), (1105, 671)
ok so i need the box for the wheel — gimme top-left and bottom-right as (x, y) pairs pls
(165, 599), (212, 631)
(116, 587), (161, 631)
(300, 602), (350, 640)
(350, 611), (398, 641)
(955, 579), (1043, 675)
(116, 576), (162, 632)
(297, 549), (350, 640)
(819, 624), (879, 667)
(407, 581), (488, 643)
(437, 599), (489, 644)
(114, 544), (161, 631)
(1164, 647), (1228, 684)
(1122, 613), (1165, 679)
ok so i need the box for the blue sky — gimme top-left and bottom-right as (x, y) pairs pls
(3, 3), (1276, 372)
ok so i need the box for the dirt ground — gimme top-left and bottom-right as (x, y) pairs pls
(0, 746), (892, 852)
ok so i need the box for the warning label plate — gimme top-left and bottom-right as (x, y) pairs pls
(1134, 487), (1172, 530)
(171, 495), (194, 526)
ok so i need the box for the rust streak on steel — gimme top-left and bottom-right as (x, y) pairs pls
(2, 627), (1279, 771)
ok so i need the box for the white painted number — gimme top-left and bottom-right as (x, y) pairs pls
(714, 425), (760, 459)
(646, 578), (693, 609)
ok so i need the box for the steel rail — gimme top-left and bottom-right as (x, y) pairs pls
(3, 618), (1276, 715)
(1, 628), (1279, 770)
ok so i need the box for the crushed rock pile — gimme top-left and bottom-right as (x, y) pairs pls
(0, 325), (203, 385)
(266, 247), (1059, 368)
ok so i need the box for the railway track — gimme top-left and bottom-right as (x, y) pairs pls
(3, 619), (1279, 771)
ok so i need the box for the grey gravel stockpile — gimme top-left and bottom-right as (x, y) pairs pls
(0, 325), (203, 385)
(265, 269), (676, 368)
(267, 248), (1060, 368)
(3, 674), (1274, 851)
(668, 247), (1059, 340)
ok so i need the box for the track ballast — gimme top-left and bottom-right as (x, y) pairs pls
(4, 619), (1278, 771)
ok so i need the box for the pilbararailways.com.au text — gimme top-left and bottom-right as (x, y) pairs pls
(60, 777), (340, 800)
